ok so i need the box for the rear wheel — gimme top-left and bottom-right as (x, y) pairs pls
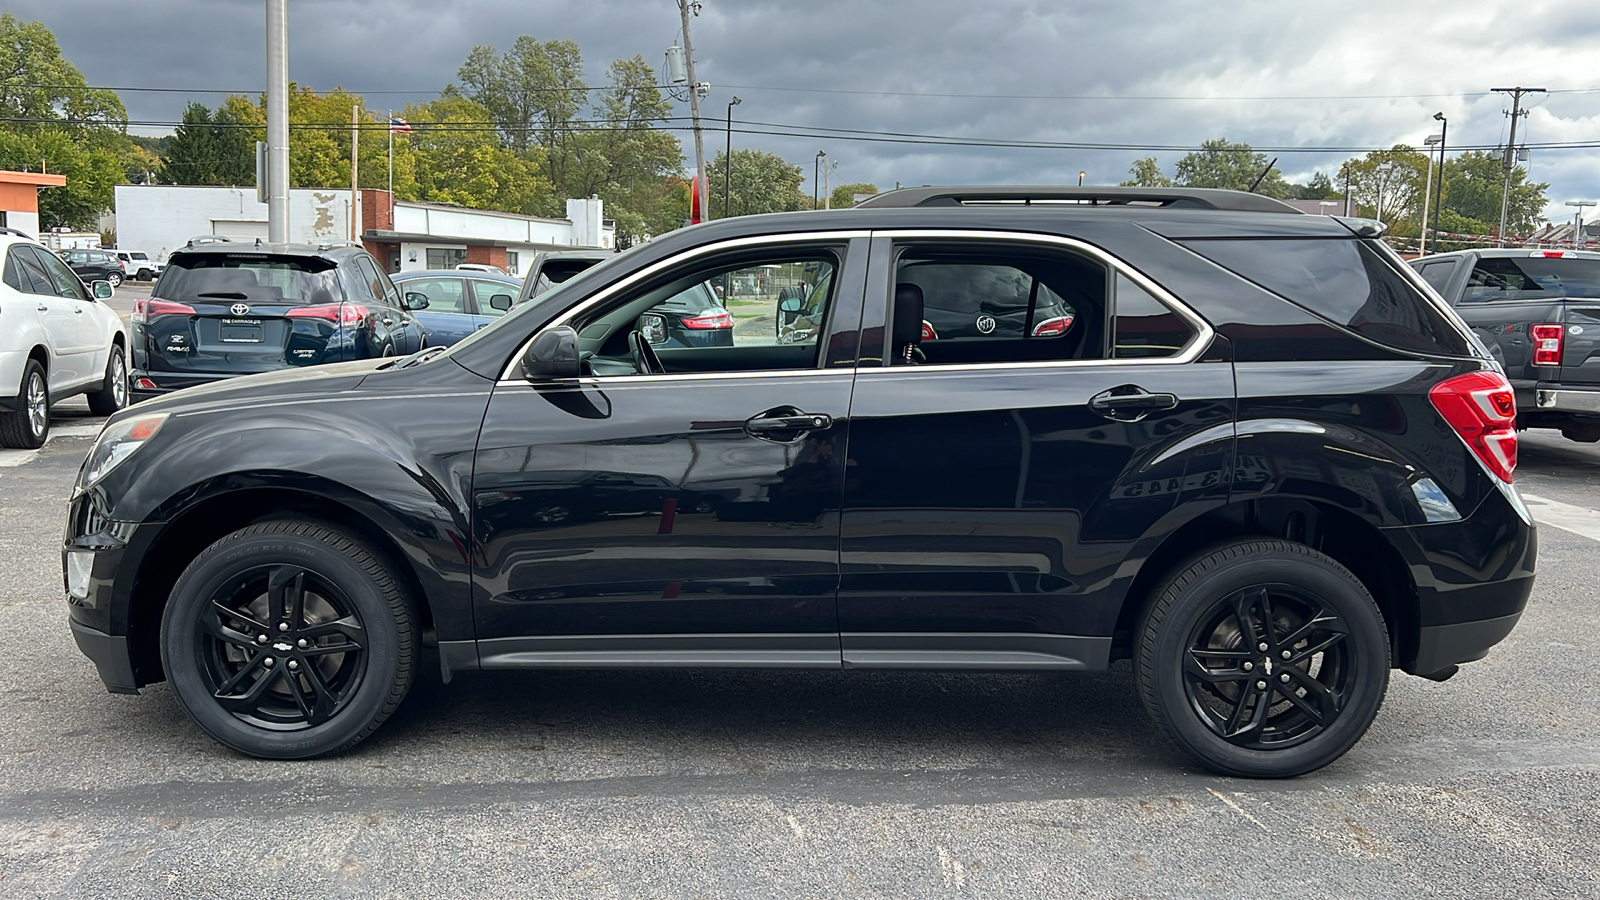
(106, 270), (123, 288)
(86, 344), (128, 416)
(1136, 540), (1390, 778)
(160, 519), (417, 759)
(0, 360), (49, 449)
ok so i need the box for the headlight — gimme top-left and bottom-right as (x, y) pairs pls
(76, 413), (170, 495)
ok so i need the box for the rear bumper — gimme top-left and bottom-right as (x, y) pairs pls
(1534, 385), (1600, 415)
(1412, 612), (1523, 677)
(128, 368), (237, 401)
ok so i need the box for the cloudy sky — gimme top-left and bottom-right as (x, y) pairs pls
(19, 0), (1600, 224)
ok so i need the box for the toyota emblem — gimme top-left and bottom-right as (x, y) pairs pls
(230, 303), (251, 316)
(975, 314), (997, 334)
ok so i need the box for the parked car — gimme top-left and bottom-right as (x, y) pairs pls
(391, 269), (521, 348)
(0, 227), (128, 447)
(516, 249), (614, 305)
(113, 250), (159, 281)
(636, 280), (735, 348)
(455, 263), (508, 276)
(66, 186), (1534, 778)
(128, 237), (424, 402)
(1409, 248), (1600, 442)
(62, 248), (125, 288)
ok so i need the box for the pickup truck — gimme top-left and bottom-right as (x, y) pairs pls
(1410, 248), (1600, 442)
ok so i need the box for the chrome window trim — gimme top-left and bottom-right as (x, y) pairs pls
(498, 231), (871, 381)
(499, 227), (1214, 384)
(495, 368), (850, 388)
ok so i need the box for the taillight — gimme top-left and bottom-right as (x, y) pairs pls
(130, 299), (196, 324)
(1531, 323), (1563, 367)
(1429, 370), (1518, 483)
(681, 310), (733, 329)
(287, 304), (368, 326)
(920, 320), (938, 341)
(1032, 314), (1075, 337)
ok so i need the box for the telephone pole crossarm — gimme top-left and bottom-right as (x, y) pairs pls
(1491, 86), (1545, 246)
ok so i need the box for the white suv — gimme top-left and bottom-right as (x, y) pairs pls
(0, 229), (129, 448)
(113, 250), (159, 281)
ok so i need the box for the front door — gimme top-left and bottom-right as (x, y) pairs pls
(838, 234), (1233, 669)
(469, 237), (868, 667)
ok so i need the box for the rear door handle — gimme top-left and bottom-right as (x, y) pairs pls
(74, 307), (84, 314)
(1089, 386), (1179, 421)
(36, 304), (49, 312)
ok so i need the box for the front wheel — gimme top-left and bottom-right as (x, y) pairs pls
(1136, 540), (1390, 778)
(161, 519), (417, 759)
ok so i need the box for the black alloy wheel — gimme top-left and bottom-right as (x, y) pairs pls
(1136, 540), (1389, 778)
(162, 519), (416, 758)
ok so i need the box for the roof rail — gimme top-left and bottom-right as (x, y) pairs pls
(0, 226), (37, 241)
(854, 185), (1303, 214)
(317, 240), (363, 251)
(184, 235), (232, 248)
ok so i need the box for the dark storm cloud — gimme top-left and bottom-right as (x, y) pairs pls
(15, 0), (1600, 217)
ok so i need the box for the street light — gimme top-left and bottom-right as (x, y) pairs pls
(814, 150), (826, 210)
(723, 96), (740, 219)
(1421, 132), (1443, 256)
(1440, 112), (1452, 253)
(1078, 171), (1086, 186)
(1567, 200), (1596, 250)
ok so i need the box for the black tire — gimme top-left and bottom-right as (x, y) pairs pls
(86, 344), (128, 416)
(0, 360), (49, 449)
(1135, 540), (1390, 778)
(160, 519), (417, 759)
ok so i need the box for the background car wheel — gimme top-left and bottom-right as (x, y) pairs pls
(1135, 540), (1389, 778)
(160, 519), (417, 759)
(0, 360), (50, 449)
(106, 271), (123, 288)
(86, 345), (128, 416)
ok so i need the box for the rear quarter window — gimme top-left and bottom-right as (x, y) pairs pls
(1179, 237), (1472, 357)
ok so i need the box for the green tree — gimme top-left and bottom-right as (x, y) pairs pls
(708, 149), (807, 217)
(400, 95), (554, 214)
(830, 182), (878, 209)
(157, 102), (255, 185)
(0, 128), (122, 229)
(458, 36), (587, 186)
(1337, 145), (1430, 234)
(562, 56), (683, 237)
(1121, 157), (1172, 187)
(1289, 171), (1339, 200)
(1172, 139), (1288, 197)
(1442, 150), (1548, 237)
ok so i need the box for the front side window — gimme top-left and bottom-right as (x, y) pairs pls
(569, 251), (841, 376)
(472, 280), (517, 317)
(399, 277), (468, 314)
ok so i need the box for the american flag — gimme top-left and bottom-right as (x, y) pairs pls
(389, 117), (412, 134)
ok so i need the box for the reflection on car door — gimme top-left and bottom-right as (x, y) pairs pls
(25, 246), (101, 387)
(468, 238), (869, 667)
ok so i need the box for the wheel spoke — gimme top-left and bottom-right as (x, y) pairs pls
(1288, 631), (1348, 664)
(203, 615), (260, 651)
(298, 661), (341, 725)
(1185, 650), (1254, 684)
(1285, 667), (1343, 721)
(1231, 587), (1272, 650)
(214, 659), (280, 711)
(1274, 678), (1328, 726)
(1280, 608), (1348, 651)
(267, 566), (307, 625)
(300, 615), (366, 647)
(300, 639), (362, 658)
(209, 599), (266, 634)
(212, 651), (265, 695)
(1223, 681), (1269, 738)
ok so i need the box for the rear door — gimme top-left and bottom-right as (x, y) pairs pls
(145, 253), (346, 374)
(22, 246), (101, 387)
(837, 232), (1232, 670)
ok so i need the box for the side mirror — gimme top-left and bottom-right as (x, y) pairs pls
(489, 293), (513, 311)
(403, 291), (430, 310)
(521, 326), (582, 381)
(778, 296), (802, 314)
(91, 280), (114, 300)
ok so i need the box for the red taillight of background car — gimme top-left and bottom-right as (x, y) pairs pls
(1531, 323), (1564, 367)
(921, 320), (938, 342)
(681, 310), (734, 329)
(286, 304), (368, 326)
(1429, 370), (1518, 483)
(1032, 314), (1075, 338)
(130, 299), (197, 324)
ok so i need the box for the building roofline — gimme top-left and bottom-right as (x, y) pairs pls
(1, 170), (68, 188)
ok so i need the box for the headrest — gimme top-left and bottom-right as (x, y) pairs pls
(892, 283), (925, 348)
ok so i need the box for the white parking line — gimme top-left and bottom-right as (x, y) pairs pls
(0, 421), (102, 469)
(1521, 493), (1600, 543)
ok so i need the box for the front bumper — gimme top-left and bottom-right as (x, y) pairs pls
(64, 503), (162, 691)
(69, 619), (139, 694)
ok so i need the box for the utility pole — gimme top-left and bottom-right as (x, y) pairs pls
(350, 104), (359, 242)
(814, 150), (825, 209)
(265, 0), (289, 243)
(1431, 112), (1447, 254)
(1492, 86), (1544, 247)
(676, 0), (708, 225)
(724, 96), (740, 218)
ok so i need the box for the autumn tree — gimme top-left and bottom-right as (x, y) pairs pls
(399, 95), (554, 215)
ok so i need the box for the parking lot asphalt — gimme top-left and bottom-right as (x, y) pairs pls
(2, 411), (1599, 897)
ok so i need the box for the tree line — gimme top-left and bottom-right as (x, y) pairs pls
(1122, 138), (1550, 246)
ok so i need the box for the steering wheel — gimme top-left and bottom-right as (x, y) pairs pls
(629, 330), (664, 375)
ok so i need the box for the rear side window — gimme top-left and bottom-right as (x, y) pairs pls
(1180, 238), (1472, 357)
(1415, 261), (1456, 296)
(1462, 256), (1600, 302)
(1114, 274), (1196, 359)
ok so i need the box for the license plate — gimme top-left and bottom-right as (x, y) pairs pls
(220, 323), (263, 343)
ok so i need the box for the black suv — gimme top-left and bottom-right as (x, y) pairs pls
(129, 237), (424, 402)
(62, 248), (125, 288)
(65, 187), (1535, 777)
(1410, 248), (1600, 442)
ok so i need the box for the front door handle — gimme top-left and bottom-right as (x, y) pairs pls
(744, 407), (833, 438)
(74, 307), (84, 314)
(36, 304), (49, 312)
(1089, 385), (1179, 421)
